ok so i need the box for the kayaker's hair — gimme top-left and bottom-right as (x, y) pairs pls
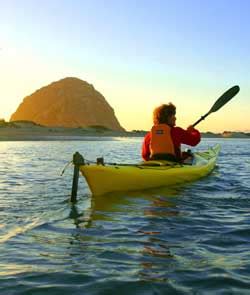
(153, 103), (176, 124)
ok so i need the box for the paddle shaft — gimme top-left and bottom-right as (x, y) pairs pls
(193, 112), (210, 127)
(192, 85), (240, 128)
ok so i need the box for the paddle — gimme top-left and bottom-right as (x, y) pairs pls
(192, 85), (240, 127)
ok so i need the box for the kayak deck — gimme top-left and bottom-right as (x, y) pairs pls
(79, 144), (221, 196)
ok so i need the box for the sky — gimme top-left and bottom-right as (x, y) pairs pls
(0, 0), (249, 132)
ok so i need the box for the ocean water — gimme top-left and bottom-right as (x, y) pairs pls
(0, 138), (249, 294)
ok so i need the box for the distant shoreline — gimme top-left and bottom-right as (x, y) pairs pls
(0, 131), (249, 141)
(0, 121), (249, 141)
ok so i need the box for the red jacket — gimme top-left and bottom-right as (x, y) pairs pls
(142, 126), (201, 161)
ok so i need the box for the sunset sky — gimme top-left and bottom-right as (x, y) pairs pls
(0, 0), (249, 132)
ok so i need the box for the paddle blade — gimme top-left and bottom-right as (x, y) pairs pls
(209, 85), (240, 114)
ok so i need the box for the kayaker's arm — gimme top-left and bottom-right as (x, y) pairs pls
(142, 132), (151, 161)
(175, 126), (201, 146)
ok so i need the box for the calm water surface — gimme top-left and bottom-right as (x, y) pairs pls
(0, 138), (249, 294)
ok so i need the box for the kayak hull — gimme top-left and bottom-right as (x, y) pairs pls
(80, 144), (220, 196)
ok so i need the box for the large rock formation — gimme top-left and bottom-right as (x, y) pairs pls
(10, 77), (125, 131)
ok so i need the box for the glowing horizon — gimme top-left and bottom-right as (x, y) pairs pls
(1, 0), (249, 133)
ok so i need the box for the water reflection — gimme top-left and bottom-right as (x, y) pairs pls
(68, 202), (93, 228)
(68, 186), (182, 282)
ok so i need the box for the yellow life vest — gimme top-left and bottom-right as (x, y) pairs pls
(150, 124), (175, 156)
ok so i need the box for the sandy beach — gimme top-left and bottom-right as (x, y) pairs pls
(0, 123), (146, 141)
(0, 122), (249, 141)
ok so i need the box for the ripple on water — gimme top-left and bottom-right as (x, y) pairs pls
(0, 139), (250, 294)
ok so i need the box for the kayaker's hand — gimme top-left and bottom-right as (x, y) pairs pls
(187, 125), (196, 132)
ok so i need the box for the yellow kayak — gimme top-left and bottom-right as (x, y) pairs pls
(79, 144), (221, 196)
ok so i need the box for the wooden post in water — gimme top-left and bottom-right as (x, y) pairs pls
(71, 152), (85, 202)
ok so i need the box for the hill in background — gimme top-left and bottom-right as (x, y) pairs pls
(10, 77), (125, 131)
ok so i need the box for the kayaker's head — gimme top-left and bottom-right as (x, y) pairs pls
(153, 103), (176, 127)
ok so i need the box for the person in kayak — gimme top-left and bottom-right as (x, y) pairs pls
(142, 103), (201, 162)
